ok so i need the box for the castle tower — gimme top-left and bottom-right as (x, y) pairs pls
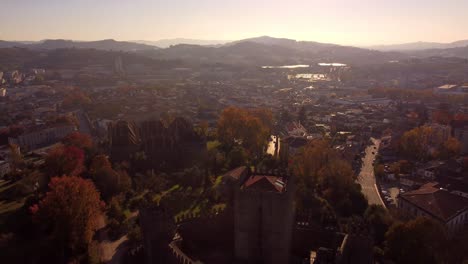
(140, 206), (176, 264)
(234, 170), (295, 264)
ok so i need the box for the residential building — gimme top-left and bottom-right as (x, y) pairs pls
(9, 125), (76, 151)
(398, 183), (468, 234)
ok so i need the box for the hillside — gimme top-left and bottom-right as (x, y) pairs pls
(0, 39), (157, 52)
(370, 40), (468, 51)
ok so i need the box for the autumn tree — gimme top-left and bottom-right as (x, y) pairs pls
(89, 155), (131, 200)
(62, 131), (93, 151)
(439, 137), (461, 159)
(217, 106), (272, 156)
(43, 145), (85, 177)
(399, 126), (433, 161)
(293, 140), (367, 215)
(61, 88), (92, 109)
(30, 176), (103, 261)
(385, 217), (448, 264)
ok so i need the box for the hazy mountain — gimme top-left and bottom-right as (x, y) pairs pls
(0, 47), (180, 72)
(139, 36), (407, 66)
(410, 46), (468, 59)
(369, 40), (468, 51)
(0, 39), (158, 51)
(0, 40), (27, 48)
(134, 38), (228, 48)
(227, 36), (300, 47)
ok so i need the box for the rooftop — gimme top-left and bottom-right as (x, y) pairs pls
(400, 182), (468, 222)
(242, 175), (287, 193)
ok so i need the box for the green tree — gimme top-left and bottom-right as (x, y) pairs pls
(385, 217), (447, 264)
(227, 146), (248, 169)
(364, 205), (393, 244)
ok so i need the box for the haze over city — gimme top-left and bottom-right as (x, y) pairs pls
(2, 0), (468, 46)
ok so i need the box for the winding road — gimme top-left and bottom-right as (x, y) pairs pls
(357, 138), (385, 207)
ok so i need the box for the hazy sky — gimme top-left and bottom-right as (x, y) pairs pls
(1, 0), (467, 46)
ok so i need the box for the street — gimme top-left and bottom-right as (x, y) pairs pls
(357, 138), (385, 207)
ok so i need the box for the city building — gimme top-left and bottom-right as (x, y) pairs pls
(8, 125), (76, 151)
(398, 183), (468, 235)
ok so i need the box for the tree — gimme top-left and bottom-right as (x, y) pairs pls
(226, 146), (248, 169)
(217, 106), (272, 156)
(89, 154), (112, 174)
(385, 217), (447, 264)
(399, 126), (433, 161)
(293, 140), (367, 216)
(62, 131), (93, 151)
(30, 176), (103, 260)
(364, 205), (393, 244)
(89, 155), (131, 200)
(439, 137), (461, 159)
(43, 145), (85, 177)
(61, 88), (91, 109)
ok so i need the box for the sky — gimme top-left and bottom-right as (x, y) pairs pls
(1, 0), (467, 46)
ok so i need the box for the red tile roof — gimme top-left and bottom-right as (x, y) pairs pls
(400, 183), (468, 222)
(223, 166), (247, 181)
(242, 175), (286, 193)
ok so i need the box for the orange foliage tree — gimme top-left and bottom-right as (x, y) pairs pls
(62, 88), (91, 109)
(62, 131), (94, 151)
(89, 155), (131, 200)
(217, 106), (273, 156)
(292, 140), (367, 215)
(439, 137), (461, 159)
(398, 126), (433, 161)
(43, 145), (85, 177)
(30, 176), (103, 258)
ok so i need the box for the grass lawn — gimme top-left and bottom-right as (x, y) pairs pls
(0, 180), (24, 213)
(0, 180), (27, 232)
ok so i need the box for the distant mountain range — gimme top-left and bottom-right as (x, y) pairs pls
(137, 36), (406, 66)
(369, 40), (468, 51)
(133, 38), (228, 48)
(0, 39), (158, 52)
(1, 36), (468, 66)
